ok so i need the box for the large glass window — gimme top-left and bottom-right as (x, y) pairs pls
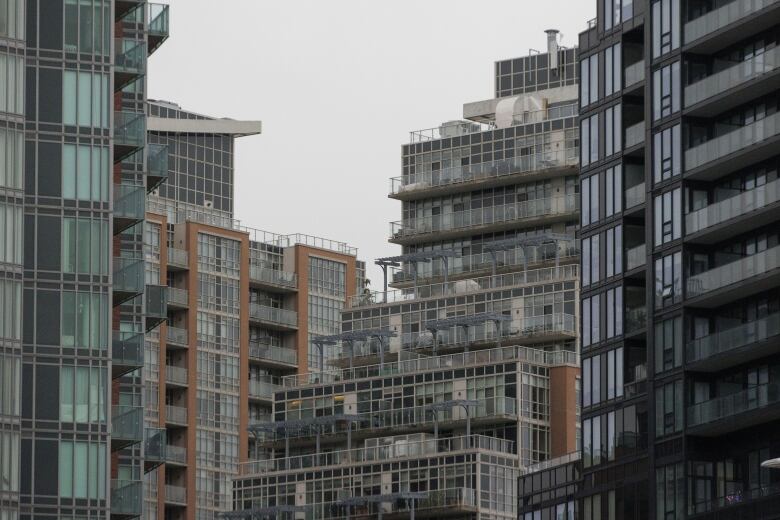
(0, 279), (21, 341)
(61, 291), (109, 350)
(583, 294), (601, 347)
(64, 0), (111, 55)
(60, 366), (106, 422)
(581, 174), (601, 226)
(62, 217), (109, 275)
(605, 104), (622, 157)
(655, 379), (683, 436)
(0, 202), (21, 265)
(0, 52), (24, 115)
(0, 128), (23, 189)
(653, 125), (681, 184)
(581, 54), (599, 107)
(654, 251), (682, 309)
(582, 234), (600, 287)
(655, 316), (682, 373)
(605, 43), (622, 96)
(656, 463), (684, 520)
(0, 0), (24, 39)
(653, 61), (681, 121)
(0, 354), (20, 415)
(59, 441), (106, 499)
(652, 0), (680, 58)
(654, 188), (681, 246)
(581, 114), (600, 167)
(62, 144), (109, 201)
(0, 430), (19, 494)
(605, 165), (622, 217)
(62, 71), (110, 128)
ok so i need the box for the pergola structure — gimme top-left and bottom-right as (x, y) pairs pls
(424, 312), (512, 353)
(248, 414), (362, 459)
(219, 505), (310, 520)
(424, 399), (479, 438)
(376, 250), (460, 291)
(338, 492), (429, 520)
(313, 329), (397, 372)
(483, 232), (575, 285)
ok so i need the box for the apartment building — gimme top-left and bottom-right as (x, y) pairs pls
(229, 34), (581, 519)
(578, 1), (780, 518)
(0, 1), (170, 519)
(141, 101), (364, 519)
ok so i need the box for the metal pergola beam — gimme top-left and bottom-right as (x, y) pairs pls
(248, 414), (362, 459)
(482, 233), (575, 286)
(376, 250), (460, 290)
(314, 329), (396, 369)
(424, 312), (512, 353)
(424, 399), (479, 438)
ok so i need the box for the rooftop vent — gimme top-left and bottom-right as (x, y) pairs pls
(546, 29), (560, 69)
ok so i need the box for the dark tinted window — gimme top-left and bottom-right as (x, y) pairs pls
(37, 142), (61, 196)
(38, 68), (62, 123)
(35, 289), (60, 345)
(38, 0), (62, 50)
(36, 215), (60, 271)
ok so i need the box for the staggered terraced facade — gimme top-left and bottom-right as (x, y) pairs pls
(230, 36), (581, 520)
(578, 0), (780, 518)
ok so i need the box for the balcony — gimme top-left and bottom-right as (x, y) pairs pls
(687, 383), (780, 436)
(165, 404), (188, 427)
(166, 444), (187, 466)
(146, 143), (169, 192)
(684, 0), (780, 54)
(112, 331), (144, 378)
(248, 304), (298, 330)
(165, 365), (188, 388)
(148, 4), (170, 55)
(164, 484), (187, 507)
(144, 428), (166, 473)
(624, 121), (645, 149)
(686, 47), (780, 117)
(624, 60), (645, 90)
(110, 479), (143, 519)
(114, 111), (146, 161)
(167, 247), (189, 271)
(686, 245), (780, 308)
(685, 178), (780, 244)
(115, 0), (142, 21)
(625, 244), (646, 271)
(249, 342), (298, 368)
(114, 39), (146, 91)
(114, 184), (146, 234)
(167, 287), (189, 309)
(389, 195), (578, 245)
(249, 378), (282, 402)
(113, 257), (144, 305)
(685, 111), (780, 181)
(145, 285), (167, 332)
(249, 265), (298, 292)
(686, 313), (780, 372)
(625, 182), (646, 211)
(389, 148), (578, 200)
(626, 307), (648, 335)
(111, 405), (144, 451)
(166, 326), (189, 348)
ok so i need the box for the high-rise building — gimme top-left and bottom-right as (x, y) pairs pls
(578, 1), (780, 518)
(1, 1), (169, 519)
(141, 101), (364, 519)
(230, 34), (581, 519)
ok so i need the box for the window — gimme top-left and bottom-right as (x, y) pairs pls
(0, 128), (22, 190)
(653, 125), (681, 184)
(605, 166), (622, 217)
(583, 294), (601, 347)
(0, 0), (24, 39)
(62, 217), (109, 275)
(0, 52), (24, 115)
(62, 144), (109, 201)
(63, 71), (110, 128)
(652, 0), (680, 58)
(656, 463), (684, 520)
(654, 316), (682, 373)
(581, 174), (600, 226)
(605, 105), (622, 157)
(582, 234), (600, 287)
(655, 379), (683, 436)
(653, 61), (680, 120)
(61, 291), (108, 350)
(583, 347), (624, 410)
(581, 54), (599, 107)
(605, 286), (623, 338)
(59, 441), (106, 499)
(0, 202), (21, 265)
(60, 366), (106, 422)
(64, 0), (111, 55)
(605, 43), (622, 96)
(581, 114), (600, 167)
(654, 188), (681, 246)
(654, 251), (682, 308)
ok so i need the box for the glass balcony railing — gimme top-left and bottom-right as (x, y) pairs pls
(145, 285), (167, 329)
(686, 47), (780, 108)
(166, 444), (187, 465)
(165, 484), (187, 506)
(624, 60), (645, 87)
(249, 378), (283, 400)
(114, 38), (146, 87)
(688, 383), (780, 428)
(111, 480), (143, 517)
(144, 427), (167, 465)
(624, 121), (645, 148)
(114, 111), (146, 151)
(165, 404), (188, 425)
(112, 331), (144, 376)
(249, 304), (298, 328)
(148, 4), (170, 40)
(146, 143), (169, 191)
(113, 257), (144, 299)
(390, 148), (579, 196)
(114, 184), (146, 229)
(167, 287), (188, 307)
(167, 247), (189, 269)
(685, 0), (780, 45)
(625, 183), (646, 209)
(686, 178), (780, 235)
(626, 307), (648, 333)
(687, 312), (780, 365)
(249, 342), (298, 366)
(249, 265), (298, 289)
(166, 326), (188, 346)
(625, 244), (647, 271)
(112, 405), (144, 444)
(165, 365), (188, 386)
(687, 245), (780, 298)
(390, 195), (578, 240)
(686, 111), (780, 172)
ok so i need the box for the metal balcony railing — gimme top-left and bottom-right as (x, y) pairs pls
(685, 0), (780, 45)
(165, 365), (188, 386)
(688, 383), (780, 427)
(167, 247), (189, 269)
(687, 313), (780, 365)
(249, 378), (283, 400)
(249, 342), (298, 366)
(167, 287), (189, 307)
(687, 245), (780, 298)
(249, 265), (298, 289)
(164, 484), (187, 505)
(249, 304), (298, 328)
(686, 178), (780, 235)
(166, 326), (189, 346)
(166, 444), (187, 465)
(165, 404), (188, 425)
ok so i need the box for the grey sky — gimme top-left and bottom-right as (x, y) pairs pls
(148, 0), (595, 285)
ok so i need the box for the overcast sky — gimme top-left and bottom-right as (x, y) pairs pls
(148, 0), (595, 285)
